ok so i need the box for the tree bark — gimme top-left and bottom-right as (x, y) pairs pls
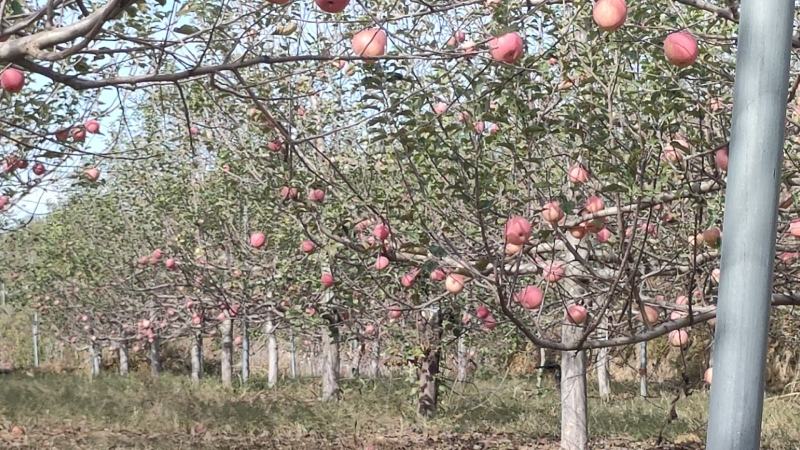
(560, 231), (589, 450)
(596, 322), (611, 401)
(639, 340), (648, 398)
(561, 324), (588, 450)
(220, 318), (233, 387)
(241, 318), (250, 383)
(265, 317), (278, 388)
(118, 341), (129, 376)
(289, 327), (298, 379)
(456, 332), (469, 385)
(417, 307), (443, 418)
(368, 334), (381, 378)
(320, 319), (340, 401)
(89, 342), (100, 378)
(149, 336), (161, 377)
(32, 312), (40, 368)
(191, 329), (203, 382)
(537, 347), (546, 389)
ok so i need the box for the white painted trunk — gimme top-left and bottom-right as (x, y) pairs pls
(289, 328), (297, 379)
(241, 319), (250, 383)
(191, 330), (203, 382)
(89, 343), (100, 378)
(639, 340), (648, 397)
(118, 342), (129, 376)
(561, 324), (588, 450)
(265, 318), (278, 388)
(220, 318), (233, 387)
(456, 333), (469, 384)
(320, 321), (340, 401)
(368, 335), (381, 378)
(149, 336), (161, 377)
(596, 323), (611, 401)
(537, 347), (547, 389)
(32, 312), (39, 368)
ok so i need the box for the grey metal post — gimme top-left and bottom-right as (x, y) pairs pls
(706, 2), (794, 448)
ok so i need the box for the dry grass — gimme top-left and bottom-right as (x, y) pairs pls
(0, 370), (798, 449)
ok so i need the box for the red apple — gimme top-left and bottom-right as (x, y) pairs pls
(268, 139), (283, 152)
(714, 146), (729, 171)
(704, 367), (713, 385)
(388, 306), (403, 320)
(505, 243), (523, 256)
(151, 249), (163, 263)
(373, 223), (390, 241)
(71, 128), (86, 142)
(664, 31), (698, 67)
(592, 0), (627, 31)
(300, 240), (316, 253)
(315, 0), (349, 13)
(569, 225), (587, 240)
(668, 329), (690, 348)
(364, 324), (377, 336)
(189, 126), (200, 136)
(321, 272), (335, 288)
(543, 261), (566, 283)
(514, 286), (543, 310)
(0, 68), (25, 92)
(375, 255), (390, 270)
(662, 140), (686, 162)
(0, 195), (9, 209)
(596, 227), (613, 243)
(430, 268), (447, 281)
(433, 102), (448, 115)
(675, 295), (689, 306)
(32, 163), (45, 176)
(55, 129), (69, 141)
(703, 227), (721, 247)
(279, 186), (299, 200)
(482, 314), (497, 330)
(165, 258), (177, 271)
(83, 167), (100, 182)
(352, 28), (387, 57)
(308, 188), (326, 202)
(488, 32), (524, 64)
(250, 232), (266, 248)
(642, 305), (660, 324)
(400, 268), (420, 288)
(234, 336), (243, 346)
(84, 119), (100, 134)
(566, 304), (588, 324)
(541, 201), (564, 224)
(584, 195), (605, 213)
(568, 164), (589, 184)
(445, 273), (466, 294)
(475, 305), (490, 319)
(504, 215), (532, 245)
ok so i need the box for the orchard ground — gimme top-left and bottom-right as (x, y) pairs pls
(1, 372), (800, 449)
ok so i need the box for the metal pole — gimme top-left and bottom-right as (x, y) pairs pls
(706, 2), (793, 448)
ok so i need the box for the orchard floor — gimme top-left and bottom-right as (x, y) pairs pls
(0, 372), (798, 449)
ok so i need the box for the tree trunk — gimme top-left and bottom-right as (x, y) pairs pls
(596, 322), (611, 401)
(118, 341), (129, 376)
(220, 318), (233, 387)
(149, 336), (161, 377)
(561, 324), (588, 450)
(265, 317), (278, 388)
(32, 312), (40, 368)
(417, 307), (443, 418)
(639, 340), (648, 398)
(320, 320), (340, 401)
(241, 318), (250, 383)
(537, 347), (547, 389)
(89, 342), (100, 378)
(368, 334), (381, 378)
(289, 327), (298, 379)
(353, 339), (364, 378)
(456, 333), (469, 385)
(191, 329), (203, 382)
